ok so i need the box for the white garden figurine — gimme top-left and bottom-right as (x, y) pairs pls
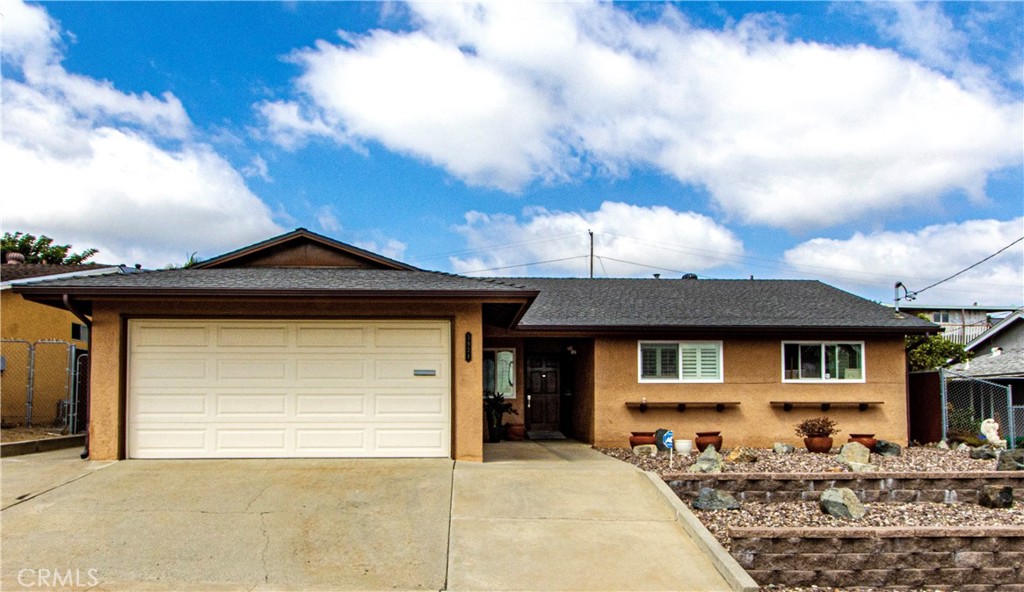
(980, 418), (1007, 449)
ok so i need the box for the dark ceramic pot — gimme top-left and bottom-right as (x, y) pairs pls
(804, 436), (834, 453)
(848, 434), (877, 452)
(507, 424), (526, 441)
(629, 431), (657, 447)
(695, 431), (723, 452)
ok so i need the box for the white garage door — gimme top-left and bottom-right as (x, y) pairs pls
(128, 319), (451, 459)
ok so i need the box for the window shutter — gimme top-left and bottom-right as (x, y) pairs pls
(698, 345), (719, 379)
(680, 346), (698, 378)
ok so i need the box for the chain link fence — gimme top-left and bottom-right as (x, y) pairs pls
(941, 367), (1017, 448)
(1, 339), (83, 432)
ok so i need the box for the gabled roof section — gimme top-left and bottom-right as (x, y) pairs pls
(951, 347), (1024, 379)
(966, 308), (1024, 352)
(192, 228), (418, 270)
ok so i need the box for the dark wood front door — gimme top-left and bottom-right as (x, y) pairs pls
(526, 355), (560, 432)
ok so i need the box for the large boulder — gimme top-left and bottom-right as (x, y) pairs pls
(773, 442), (795, 454)
(970, 447), (999, 460)
(632, 444), (658, 458)
(837, 441), (871, 465)
(692, 487), (740, 510)
(979, 485), (1014, 509)
(725, 447), (759, 463)
(996, 449), (1024, 471)
(687, 445), (724, 474)
(874, 440), (903, 456)
(819, 487), (866, 520)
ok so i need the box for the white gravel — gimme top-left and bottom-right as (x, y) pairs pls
(598, 445), (1001, 475)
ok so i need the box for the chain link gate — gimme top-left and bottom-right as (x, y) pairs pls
(941, 367), (1017, 448)
(0, 339), (83, 433)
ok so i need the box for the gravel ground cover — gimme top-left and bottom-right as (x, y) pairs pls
(598, 445), (1002, 475)
(0, 426), (67, 443)
(599, 446), (1021, 591)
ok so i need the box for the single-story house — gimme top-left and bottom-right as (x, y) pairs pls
(15, 228), (934, 461)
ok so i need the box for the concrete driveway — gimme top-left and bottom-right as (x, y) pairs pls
(2, 443), (739, 591)
(2, 450), (453, 590)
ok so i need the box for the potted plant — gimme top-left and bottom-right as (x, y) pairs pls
(795, 416), (839, 453)
(483, 390), (518, 443)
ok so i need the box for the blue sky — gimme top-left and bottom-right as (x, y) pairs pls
(2, 1), (1022, 306)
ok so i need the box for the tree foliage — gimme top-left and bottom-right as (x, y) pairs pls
(906, 315), (972, 371)
(1, 232), (99, 265)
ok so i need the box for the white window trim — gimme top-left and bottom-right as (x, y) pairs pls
(781, 341), (866, 384)
(637, 340), (723, 383)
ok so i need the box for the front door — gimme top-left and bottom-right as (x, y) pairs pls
(526, 355), (559, 432)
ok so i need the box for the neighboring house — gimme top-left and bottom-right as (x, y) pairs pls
(889, 303), (1018, 346)
(15, 228), (934, 461)
(951, 309), (1024, 406)
(1, 259), (133, 426)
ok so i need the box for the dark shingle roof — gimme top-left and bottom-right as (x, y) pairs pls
(500, 278), (934, 332)
(1, 263), (117, 282)
(951, 348), (1024, 378)
(16, 267), (530, 294)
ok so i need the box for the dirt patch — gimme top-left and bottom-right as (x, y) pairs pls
(1, 427), (68, 443)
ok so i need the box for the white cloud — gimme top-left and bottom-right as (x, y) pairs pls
(450, 201), (743, 277)
(241, 155), (272, 182)
(263, 2), (1022, 229)
(354, 238), (407, 262)
(783, 218), (1024, 306)
(0, 0), (282, 268)
(316, 205), (342, 233)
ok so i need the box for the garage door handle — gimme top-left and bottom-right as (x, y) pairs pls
(413, 369), (436, 377)
(527, 395), (531, 408)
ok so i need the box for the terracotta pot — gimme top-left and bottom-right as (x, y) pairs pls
(507, 424), (526, 441)
(695, 431), (723, 452)
(629, 431), (657, 447)
(804, 436), (834, 453)
(848, 433), (877, 452)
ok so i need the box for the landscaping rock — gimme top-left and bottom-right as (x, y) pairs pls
(969, 446), (999, 460)
(875, 440), (902, 456)
(687, 445), (724, 474)
(996, 449), (1024, 471)
(957, 443), (970, 451)
(844, 461), (877, 473)
(692, 487), (740, 510)
(725, 447), (759, 463)
(837, 441), (871, 465)
(773, 442), (795, 454)
(979, 485), (1014, 509)
(632, 444), (658, 458)
(936, 440), (950, 450)
(819, 487), (865, 520)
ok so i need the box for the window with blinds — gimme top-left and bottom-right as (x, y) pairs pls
(639, 341), (722, 382)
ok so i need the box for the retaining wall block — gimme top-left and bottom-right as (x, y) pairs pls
(954, 551), (996, 569)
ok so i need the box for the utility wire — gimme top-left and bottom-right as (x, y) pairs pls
(910, 235), (1024, 296)
(459, 255), (588, 275)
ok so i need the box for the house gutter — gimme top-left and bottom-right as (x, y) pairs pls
(62, 294), (92, 460)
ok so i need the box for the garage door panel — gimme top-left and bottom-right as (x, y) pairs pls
(133, 393), (208, 417)
(133, 325), (209, 348)
(129, 320), (451, 459)
(296, 359), (367, 380)
(216, 359), (288, 380)
(295, 394), (366, 416)
(215, 393), (287, 417)
(295, 428), (365, 452)
(217, 326), (288, 347)
(375, 326), (446, 348)
(296, 327), (365, 348)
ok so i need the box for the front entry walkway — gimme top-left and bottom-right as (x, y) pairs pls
(447, 440), (734, 591)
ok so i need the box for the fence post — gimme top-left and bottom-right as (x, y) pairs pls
(25, 343), (36, 427)
(939, 368), (948, 443)
(1009, 385), (1016, 450)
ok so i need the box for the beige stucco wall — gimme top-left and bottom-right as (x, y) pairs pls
(592, 336), (909, 449)
(86, 298), (485, 461)
(1, 291), (89, 425)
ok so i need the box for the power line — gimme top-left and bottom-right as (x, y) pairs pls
(459, 255), (588, 275)
(909, 235), (1024, 296)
